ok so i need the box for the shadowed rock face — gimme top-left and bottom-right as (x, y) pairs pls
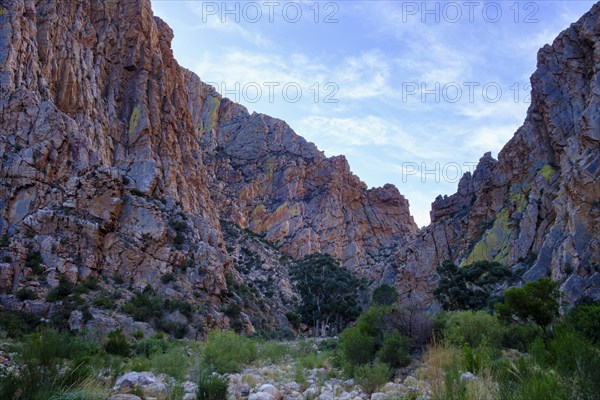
(0, 0), (416, 331)
(390, 4), (600, 307)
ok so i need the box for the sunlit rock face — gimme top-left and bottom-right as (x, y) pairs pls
(389, 3), (600, 307)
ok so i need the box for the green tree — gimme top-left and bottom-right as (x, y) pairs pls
(372, 284), (398, 306)
(435, 260), (512, 311)
(290, 253), (365, 335)
(495, 278), (560, 344)
(338, 325), (375, 373)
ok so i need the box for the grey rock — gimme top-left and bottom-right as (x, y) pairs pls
(460, 372), (477, 383)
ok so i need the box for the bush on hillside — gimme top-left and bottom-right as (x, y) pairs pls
(202, 331), (257, 373)
(443, 310), (502, 348)
(377, 330), (411, 368)
(354, 362), (392, 395)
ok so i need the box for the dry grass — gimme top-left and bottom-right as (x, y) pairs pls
(423, 340), (460, 397)
(464, 372), (500, 400)
(423, 339), (501, 400)
(52, 376), (113, 400)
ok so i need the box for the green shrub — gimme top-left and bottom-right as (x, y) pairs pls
(81, 277), (100, 291)
(502, 357), (569, 400)
(165, 298), (194, 319)
(377, 330), (411, 368)
(222, 303), (241, 318)
(122, 287), (164, 322)
(564, 301), (600, 344)
(196, 367), (229, 400)
(0, 310), (41, 337)
(25, 250), (44, 274)
(495, 278), (560, 344)
(151, 347), (190, 381)
(356, 306), (393, 342)
(16, 287), (38, 301)
(285, 311), (301, 328)
(133, 329), (145, 340)
(46, 277), (74, 302)
(92, 292), (115, 309)
(372, 284), (398, 306)
(168, 383), (186, 400)
(298, 350), (329, 369)
(318, 337), (339, 352)
(50, 300), (91, 332)
(169, 219), (188, 233)
(338, 326), (375, 372)
(444, 310), (502, 348)
(460, 343), (501, 375)
(203, 331), (257, 373)
(500, 322), (539, 351)
(0, 234), (9, 248)
(0, 330), (102, 400)
(174, 232), (185, 249)
(161, 272), (175, 284)
(104, 330), (131, 357)
(531, 329), (600, 400)
(257, 341), (290, 364)
(293, 363), (309, 391)
(158, 319), (188, 339)
(135, 338), (169, 357)
(354, 362), (392, 394)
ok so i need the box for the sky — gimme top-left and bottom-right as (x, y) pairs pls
(152, 0), (597, 227)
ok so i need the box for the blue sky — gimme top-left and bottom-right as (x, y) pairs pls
(152, 0), (597, 227)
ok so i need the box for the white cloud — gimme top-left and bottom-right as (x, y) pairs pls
(337, 51), (392, 99)
(466, 125), (519, 154)
(192, 49), (392, 110)
(186, 2), (271, 47)
(296, 115), (391, 146)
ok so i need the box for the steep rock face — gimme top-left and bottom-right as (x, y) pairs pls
(0, 0), (416, 333)
(184, 80), (417, 274)
(391, 4), (600, 306)
(0, 0), (235, 332)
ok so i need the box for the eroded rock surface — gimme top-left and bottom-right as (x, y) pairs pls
(0, 0), (415, 333)
(390, 4), (600, 306)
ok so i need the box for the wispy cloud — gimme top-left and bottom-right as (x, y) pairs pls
(193, 49), (392, 107)
(186, 2), (272, 47)
(296, 115), (392, 146)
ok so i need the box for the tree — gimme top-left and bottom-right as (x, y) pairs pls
(290, 253), (365, 335)
(435, 260), (512, 311)
(495, 278), (560, 344)
(372, 284), (398, 306)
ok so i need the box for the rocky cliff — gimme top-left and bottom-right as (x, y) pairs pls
(1, 0), (598, 337)
(0, 0), (415, 336)
(389, 4), (600, 307)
